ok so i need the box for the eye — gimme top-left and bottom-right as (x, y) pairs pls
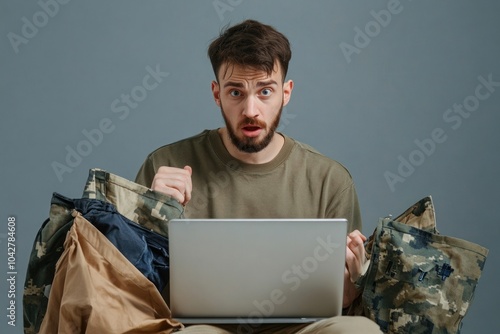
(229, 90), (241, 97)
(260, 88), (273, 96)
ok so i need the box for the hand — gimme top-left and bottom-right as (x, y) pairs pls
(150, 166), (192, 205)
(345, 229), (368, 283)
(343, 230), (367, 308)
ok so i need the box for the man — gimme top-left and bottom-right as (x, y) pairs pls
(135, 19), (381, 334)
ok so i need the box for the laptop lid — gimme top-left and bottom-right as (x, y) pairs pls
(168, 218), (347, 325)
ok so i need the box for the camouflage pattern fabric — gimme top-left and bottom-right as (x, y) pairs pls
(82, 168), (184, 237)
(353, 196), (489, 333)
(390, 195), (438, 233)
(24, 168), (184, 334)
(23, 193), (75, 334)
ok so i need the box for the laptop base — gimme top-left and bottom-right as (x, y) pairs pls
(174, 317), (327, 324)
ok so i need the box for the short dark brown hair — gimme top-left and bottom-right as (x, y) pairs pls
(207, 19), (292, 82)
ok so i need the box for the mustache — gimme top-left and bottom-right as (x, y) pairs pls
(238, 117), (266, 128)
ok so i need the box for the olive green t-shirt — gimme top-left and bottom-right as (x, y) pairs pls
(135, 129), (362, 232)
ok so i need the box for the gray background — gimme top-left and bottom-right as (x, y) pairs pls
(1, 0), (499, 333)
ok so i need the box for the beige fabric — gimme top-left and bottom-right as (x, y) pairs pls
(177, 316), (382, 333)
(39, 212), (182, 334)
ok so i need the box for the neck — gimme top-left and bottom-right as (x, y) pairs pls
(218, 128), (284, 164)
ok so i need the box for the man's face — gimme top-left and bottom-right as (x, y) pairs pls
(211, 63), (293, 153)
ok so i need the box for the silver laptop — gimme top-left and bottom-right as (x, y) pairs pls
(168, 218), (347, 325)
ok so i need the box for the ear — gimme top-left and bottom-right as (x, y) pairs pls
(282, 79), (294, 106)
(211, 80), (221, 106)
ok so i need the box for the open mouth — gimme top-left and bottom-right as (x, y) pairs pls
(241, 125), (262, 137)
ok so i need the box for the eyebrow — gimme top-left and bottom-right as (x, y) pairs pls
(256, 80), (278, 88)
(223, 80), (278, 89)
(223, 81), (244, 88)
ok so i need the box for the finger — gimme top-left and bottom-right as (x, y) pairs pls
(345, 245), (361, 283)
(154, 166), (192, 191)
(182, 166), (193, 205)
(347, 231), (367, 260)
(345, 231), (368, 282)
(151, 174), (188, 192)
(349, 229), (367, 242)
(151, 166), (192, 204)
(156, 166), (191, 179)
(150, 179), (186, 204)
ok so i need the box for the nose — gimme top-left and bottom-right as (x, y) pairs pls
(242, 96), (259, 118)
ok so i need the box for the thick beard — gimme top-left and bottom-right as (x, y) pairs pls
(221, 103), (283, 153)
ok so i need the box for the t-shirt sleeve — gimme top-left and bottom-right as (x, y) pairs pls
(328, 181), (363, 233)
(135, 155), (156, 188)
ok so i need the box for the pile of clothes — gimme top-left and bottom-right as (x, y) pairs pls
(23, 168), (184, 334)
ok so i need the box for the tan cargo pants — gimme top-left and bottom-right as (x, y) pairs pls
(178, 316), (382, 333)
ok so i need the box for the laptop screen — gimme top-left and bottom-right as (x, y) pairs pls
(168, 218), (348, 324)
